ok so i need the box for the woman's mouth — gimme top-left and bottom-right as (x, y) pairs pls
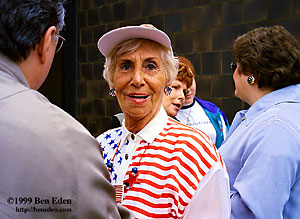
(128, 94), (148, 99)
(128, 93), (149, 103)
(172, 103), (182, 110)
(185, 94), (192, 99)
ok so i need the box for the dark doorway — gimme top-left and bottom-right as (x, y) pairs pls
(38, 1), (77, 117)
(39, 46), (64, 108)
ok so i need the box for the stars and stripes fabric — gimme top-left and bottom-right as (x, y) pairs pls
(97, 107), (229, 219)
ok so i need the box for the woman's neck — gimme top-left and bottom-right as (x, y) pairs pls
(247, 87), (274, 106)
(182, 97), (195, 108)
(124, 108), (160, 134)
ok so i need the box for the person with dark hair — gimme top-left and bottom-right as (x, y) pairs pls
(219, 25), (300, 218)
(0, 1), (133, 218)
(176, 57), (230, 149)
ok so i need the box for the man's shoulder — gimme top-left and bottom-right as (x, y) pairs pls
(0, 74), (29, 100)
(1, 85), (91, 140)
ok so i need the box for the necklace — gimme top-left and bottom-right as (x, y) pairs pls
(186, 107), (193, 126)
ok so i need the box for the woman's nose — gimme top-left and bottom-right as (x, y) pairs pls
(178, 89), (185, 99)
(130, 68), (145, 87)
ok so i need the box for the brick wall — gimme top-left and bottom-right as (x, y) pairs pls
(77, 0), (300, 136)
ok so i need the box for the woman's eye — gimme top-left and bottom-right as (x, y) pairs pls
(172, 86), (178, 90)
(145, 62), (157, 70)
(121, 63), (131, 71)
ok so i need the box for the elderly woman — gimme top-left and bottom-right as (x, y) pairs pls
(96, 24), (230, 219)
(104, 56), (194, 130)
(219, 26), (300, 218)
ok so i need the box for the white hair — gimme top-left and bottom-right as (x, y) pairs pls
(102, 39), (178, 86)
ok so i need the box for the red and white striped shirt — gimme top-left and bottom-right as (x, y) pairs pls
(97, 107), (230, 219)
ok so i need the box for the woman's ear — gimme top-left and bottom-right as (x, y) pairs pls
(108, 79), (115, 89)
(36, 26), (57, 63)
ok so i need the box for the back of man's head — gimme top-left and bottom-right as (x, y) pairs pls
(0, 0), (66, 63)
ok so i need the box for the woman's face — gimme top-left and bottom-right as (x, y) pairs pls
(112, 41), (167, 123)
(162, 79), (187, 117)
(233, 63), (251, 103)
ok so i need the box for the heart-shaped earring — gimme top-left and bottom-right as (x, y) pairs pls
(164, 86), (172, 96)
(109, 88), (116, 96)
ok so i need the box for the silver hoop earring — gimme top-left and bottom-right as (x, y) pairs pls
(164, 86), (172, 96)
(109, 88), (116, 96)
(247, 75), (255, 85)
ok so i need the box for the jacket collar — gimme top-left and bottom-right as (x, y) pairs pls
(244, 84), (300, 126)
(0, 52), (29, 88)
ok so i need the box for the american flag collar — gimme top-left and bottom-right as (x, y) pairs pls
(105, 129), (150, 179)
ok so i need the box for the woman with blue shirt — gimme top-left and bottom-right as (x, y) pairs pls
(219, 25), (300, 219)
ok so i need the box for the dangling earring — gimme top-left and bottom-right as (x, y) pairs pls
(164, 86), (172, 96)
(109, 88), (116, 96)
(247, 75), (255, 85)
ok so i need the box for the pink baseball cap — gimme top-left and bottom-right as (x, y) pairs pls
(97, 24), (172, 57)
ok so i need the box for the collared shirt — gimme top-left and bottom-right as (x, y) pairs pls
(219, 84), (300, 219)
(97, 106), (230, 219)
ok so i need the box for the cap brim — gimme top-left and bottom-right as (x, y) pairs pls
(97, 25), (172, 57)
